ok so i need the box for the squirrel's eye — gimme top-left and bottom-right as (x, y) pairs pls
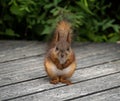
(67, 48), (70, 51)
(56, 47), (58, 51)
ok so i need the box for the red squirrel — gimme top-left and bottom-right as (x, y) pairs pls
(44, 20), (76, 85)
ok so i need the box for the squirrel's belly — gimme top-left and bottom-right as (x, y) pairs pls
(51, 64), (71, 76)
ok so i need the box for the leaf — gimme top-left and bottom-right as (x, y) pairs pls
(42, 26), (51, 35)
(102, 35), (107, 41)
(82, 0), (88, 7)
(5, 29), (19, 37)
(19, 6), (30, 12)
(108, 35), (120, 42)
(8, 0), (17, 6)
(44, 3), (53, 9)
(111, 25), (120, 33)
(50, 8), (60, 16)
(102, 19), (115, 30)
(75, 1), (94, 15)
(10, 5), (25, 16)
(53, 0), (61, 6)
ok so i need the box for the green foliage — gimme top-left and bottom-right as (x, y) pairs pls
(0, 0), (120, 42)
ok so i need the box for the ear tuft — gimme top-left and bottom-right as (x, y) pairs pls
(54, 31), (60, 42)
(67, 33), (71, 43)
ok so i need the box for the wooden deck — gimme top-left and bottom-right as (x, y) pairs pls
(0, 41), (120, 101)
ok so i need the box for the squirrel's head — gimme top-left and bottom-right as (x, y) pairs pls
(53, 40), (72, 64)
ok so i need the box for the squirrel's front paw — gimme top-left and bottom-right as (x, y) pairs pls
(57, 64), (63, 70)
(62, 64), (67, 69)
(62, 60), (71, 69)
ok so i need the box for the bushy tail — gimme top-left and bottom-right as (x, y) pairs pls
(56, 20), (72, 36)
(50, 20), (72, 48)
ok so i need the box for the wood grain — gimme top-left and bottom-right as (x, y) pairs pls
(0, 41), (120, 101)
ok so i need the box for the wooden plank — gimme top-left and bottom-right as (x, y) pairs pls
(0, 48), (120, 87)
(0, 41), (46, 52)
(0, 41), (46, 63)
(74, 43), (120, 59)
(73, 87), (120, 101)
(0, 41), (36, 51)
(0, 60), (120, 100)
(5, 71), (120, 101)
(0, 56), (45, 87)
(1, 43), (119, 75)
(0, 41), (119, 63)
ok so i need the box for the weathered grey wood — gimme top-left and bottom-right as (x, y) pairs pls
(0, 56), (44, 87)
(0, 60), (120, 100)
(6, 72), (120, 101)
(0, 41), (120, 101)
(0, 48), (120, 87)
(0, 41), (37, 51)
(0, 41), (46, 63)
(73, 87), (120, 101)
(74, 43), (120, 59)
(0, 41), (119, 63)
(0, 47), (120, 87)
(0, 41), (119, 64)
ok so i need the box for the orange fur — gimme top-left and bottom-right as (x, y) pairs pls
(50, 20), (72, 49)
(44, 55), (76, 85)
(56, 20), (72, 35)
(44, 20), (76, 85)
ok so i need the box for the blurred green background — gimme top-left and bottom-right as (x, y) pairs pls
(0, 0), (120, 42)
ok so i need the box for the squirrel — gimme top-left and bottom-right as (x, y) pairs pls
(44, 20), (76, 85)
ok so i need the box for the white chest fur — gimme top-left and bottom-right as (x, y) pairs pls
(51, 64), (71, 76)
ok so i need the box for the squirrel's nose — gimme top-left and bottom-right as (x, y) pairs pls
(61, 54), (64, 58)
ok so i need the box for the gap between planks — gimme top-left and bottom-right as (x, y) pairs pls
(0, 48), (120, 87)
(4, 72), (120, 101)
(0, 58), (120, 88)
(1, 60), (120, 100)
(64, 85), (120, 101)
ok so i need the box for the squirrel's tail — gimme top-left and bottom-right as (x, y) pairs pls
(56, 20), (72, 34)
(50, 20), (72, 49)
(55, 20), (72, 42)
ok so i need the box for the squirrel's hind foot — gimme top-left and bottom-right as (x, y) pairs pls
(50, 77), (59, 84)
(59, 76), (72, 85)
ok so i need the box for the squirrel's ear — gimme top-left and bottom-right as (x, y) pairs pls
(67, 33), (71, 43)
(55, 31), (60, 42)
